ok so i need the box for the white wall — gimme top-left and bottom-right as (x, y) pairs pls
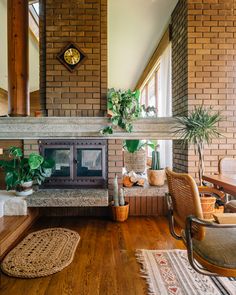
(108, 0), (178, 90)
(0, 0), (39, 92)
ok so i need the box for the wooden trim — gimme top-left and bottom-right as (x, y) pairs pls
(135, 27), (170, 90)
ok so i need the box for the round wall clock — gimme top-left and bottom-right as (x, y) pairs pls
(57, 43), (87, 72)
(64, 48), (81, 65)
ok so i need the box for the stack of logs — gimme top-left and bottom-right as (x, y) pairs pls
(123, 171), (146, 188)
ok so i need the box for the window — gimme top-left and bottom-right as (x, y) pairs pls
(139, 43), (173, 168)
(29, 1), (39, 42)
(140, 65), (160, 114)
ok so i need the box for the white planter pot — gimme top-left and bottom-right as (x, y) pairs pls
(15, 181), (33, 196)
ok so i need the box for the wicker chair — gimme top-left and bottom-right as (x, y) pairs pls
(219, 157), (236, 212)
(166, 168), (236, 277)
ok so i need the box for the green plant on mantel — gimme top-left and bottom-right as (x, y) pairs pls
(175, 106), (222, 185)
(0, 146), (55, 190)
(101, 88), (141, 135)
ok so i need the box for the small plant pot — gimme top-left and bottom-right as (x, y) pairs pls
(200, 196), (216, 219)
(147, 169), (165, 186)
(15, 181), (33, 196)
(110, 202), (129, 222)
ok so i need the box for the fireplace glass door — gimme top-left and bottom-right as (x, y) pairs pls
(76, 148), (102, 177)
(44, 147), (72, 178)
(39, 139), (107, 188)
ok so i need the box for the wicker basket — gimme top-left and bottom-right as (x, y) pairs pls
(200, 196), (216, 219)
(124, 150), (146, 173)
(110, 202), (129, 222)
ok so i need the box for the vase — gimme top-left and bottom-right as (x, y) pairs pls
(147, 169), (165, 186)
(110, 202), (129, 222)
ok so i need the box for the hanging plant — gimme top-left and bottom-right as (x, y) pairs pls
(101, 88), (141, 134)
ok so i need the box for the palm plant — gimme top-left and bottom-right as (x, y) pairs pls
(175, 106), (222, 184)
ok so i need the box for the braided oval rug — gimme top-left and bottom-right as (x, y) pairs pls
(1, 228), (80, 278)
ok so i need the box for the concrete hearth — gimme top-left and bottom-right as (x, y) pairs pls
(26, 189), (108, 207)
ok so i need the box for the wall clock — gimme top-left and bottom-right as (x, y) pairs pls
(57, 43), (87, 72)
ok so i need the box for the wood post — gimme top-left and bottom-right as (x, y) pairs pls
(8, 0), (29, 116)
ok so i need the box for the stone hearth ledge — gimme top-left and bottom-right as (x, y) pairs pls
(122, 183), (168, 197)
(0, 117), (178, 139)
(26, 189), (108, 207)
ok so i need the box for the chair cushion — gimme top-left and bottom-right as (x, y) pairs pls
(225, 200), (236, 213)
(193, 228), (236, 269)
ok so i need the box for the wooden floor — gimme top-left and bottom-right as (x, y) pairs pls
(0, 216), (184, 295)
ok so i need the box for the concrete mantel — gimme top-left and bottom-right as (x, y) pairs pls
(0, 117), (178, 140)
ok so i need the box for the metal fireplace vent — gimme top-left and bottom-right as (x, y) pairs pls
(39, 139), (107, 188)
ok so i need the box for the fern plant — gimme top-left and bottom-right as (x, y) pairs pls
(175, 106), (222, 184)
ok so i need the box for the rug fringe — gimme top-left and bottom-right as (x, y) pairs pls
(135, 250), (156, 295)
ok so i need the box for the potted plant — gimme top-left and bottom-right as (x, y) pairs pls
(0, 146), (55, 196)
(175, 106), (222, 185)
(147, 140), (165, 186)
(101, 88), (141, 135)
(110, 174), (129, 222)
(175, 106), (222, 218)
(123, 140), (146, 174)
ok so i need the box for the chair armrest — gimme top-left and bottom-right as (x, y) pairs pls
(186, 215), (236, 230)
(198, 186), (225, 200)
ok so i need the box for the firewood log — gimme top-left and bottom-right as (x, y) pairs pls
(123, 175), (133, 187)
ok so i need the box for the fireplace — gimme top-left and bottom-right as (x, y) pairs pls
(39, 139), (108, 188)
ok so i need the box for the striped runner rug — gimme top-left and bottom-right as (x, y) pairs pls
(136, 249), (236, 295)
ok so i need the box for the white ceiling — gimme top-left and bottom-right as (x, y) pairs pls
(108, 0), (178, 90)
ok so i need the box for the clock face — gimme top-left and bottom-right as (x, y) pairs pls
(57, 43), (87, 72)
(64, 48), (81, 65)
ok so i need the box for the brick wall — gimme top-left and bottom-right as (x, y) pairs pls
(171, 0), (189, 173)
(172, 0), (236, 180)
(107, 139), (123, 198)
(41, 0), (107, 117)
(188, 0), (236, 179)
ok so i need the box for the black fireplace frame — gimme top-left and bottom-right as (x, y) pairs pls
(39, 139), (108, 188)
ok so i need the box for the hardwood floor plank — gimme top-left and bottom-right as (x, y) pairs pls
(0, 217), (185, 295)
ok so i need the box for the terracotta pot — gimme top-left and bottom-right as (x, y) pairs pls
(200, 196), (216, 219)
(110, 202), (129, 222)
(15, 181), (33, 196)
(147, 169), (165, 186)
(124, 150), (146, 174)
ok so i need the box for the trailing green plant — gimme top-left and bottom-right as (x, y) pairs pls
(0, 146), (55, 190)
(101, 88), (141, 134)
(147, 140), (161, 170)
(175, 106), (222, 184)
(123, 140), (146, 153)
